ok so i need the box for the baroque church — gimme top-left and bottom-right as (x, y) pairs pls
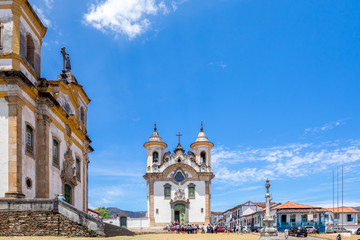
(0, 0), (92, 211)
(143, 123), (215, 226)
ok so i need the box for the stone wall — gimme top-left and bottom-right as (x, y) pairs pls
(0, 210), (98, 237)
(0, 199), (104, 237)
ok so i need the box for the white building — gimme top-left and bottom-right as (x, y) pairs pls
(143, 123), (214, 227)
(0, 0), (92, 211)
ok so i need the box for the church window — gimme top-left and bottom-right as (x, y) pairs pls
(76, 157), (81, 181)
(200, 151), (206, 163)
(153, 151), (159, 163)
(164, 183), (171, 199)
(53, 138), (60, 168)
(26, 34), (35, 68)
(26, 125), (34, 154)
(174, 171), (185, 183)
(0, 22), (3, 50)
(64, 184), (72, 204)
(188, 183), (196, 199)
(25, 177), (32, 189)
(80, 107), (85, 124)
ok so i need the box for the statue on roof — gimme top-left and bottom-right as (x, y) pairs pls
(61, 47), (71, 72)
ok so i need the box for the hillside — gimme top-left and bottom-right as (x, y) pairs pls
(107, 207), (147, 218)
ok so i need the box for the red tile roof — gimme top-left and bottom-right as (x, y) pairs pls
(325, 207), (359, 213)
(275, 201), (327, 213)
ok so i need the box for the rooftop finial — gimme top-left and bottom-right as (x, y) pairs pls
(200, 121), (203, 132)
(176, 132), (182, 145)
(154, 121), (157, 132)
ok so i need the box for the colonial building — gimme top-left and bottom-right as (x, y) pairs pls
(143, 123), (215, 226)
(0, 0), (92, 211)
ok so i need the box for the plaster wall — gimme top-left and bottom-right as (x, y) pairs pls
(22, 103), (36, 198)
(0, 98), (9, 197)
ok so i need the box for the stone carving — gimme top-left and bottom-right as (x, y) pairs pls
(60, 149), (77, 186)
(174, 188), (185, 201)
(163, 151), (171, 162)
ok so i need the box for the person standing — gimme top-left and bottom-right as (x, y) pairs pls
(336, 234), (342, 240)
(284, 228), (289, 239)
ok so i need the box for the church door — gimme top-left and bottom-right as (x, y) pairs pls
(174, 204), (186, 225)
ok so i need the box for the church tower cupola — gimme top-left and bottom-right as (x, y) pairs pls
(190, 122), (214, 170)
(144, 122), (167, 172)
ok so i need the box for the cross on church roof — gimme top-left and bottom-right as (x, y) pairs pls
(176, 132), (182, 145)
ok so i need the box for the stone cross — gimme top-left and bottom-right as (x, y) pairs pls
(176, 132), (182, 145)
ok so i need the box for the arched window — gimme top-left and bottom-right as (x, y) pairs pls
(53, 138), (60, 168)
(64, 184), (72, 204)
(0, 22), (3, 50)
(153, 151), (159, 163)
(200, 151), (206, 163)
(188, 183), (196, 199)
(26, 125), (34, 154)
(26, 34), (35, 67)
(80, 107), (85, 124)
(164, 183), (171, 199)
(76, 157), (81, 181)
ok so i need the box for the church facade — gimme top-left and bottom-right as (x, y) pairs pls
(143, 123), (214, 226)
(0, 0), (92, 211)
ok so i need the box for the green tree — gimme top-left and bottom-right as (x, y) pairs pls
(94, 207), (111, 218)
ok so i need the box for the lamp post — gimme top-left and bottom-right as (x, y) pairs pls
(259, 179), (280, 240)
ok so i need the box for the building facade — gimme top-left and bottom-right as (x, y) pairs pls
(143, 123), (214, 226)
(0, 0), (92, 211)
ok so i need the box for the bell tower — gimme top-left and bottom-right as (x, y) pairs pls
(144, 122), (167, 173)
(0, 0), (47, 85)
(190, 122), (214, 171)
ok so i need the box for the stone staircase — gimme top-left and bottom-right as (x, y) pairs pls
(104, 222), (135, 237)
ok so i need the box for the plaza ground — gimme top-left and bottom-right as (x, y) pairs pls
(0, 233), (359, 240)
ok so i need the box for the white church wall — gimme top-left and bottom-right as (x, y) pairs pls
(0, 9), (13, 55)
(49, 117), (64, 199)
(153, 181), (172, 224)
(0, 98), (9, 197)
(71, 143), (84, 210)
(188, 181), (205, 223)
(22, 102), (36, 199)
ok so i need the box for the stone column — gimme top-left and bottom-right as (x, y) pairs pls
(35, 111), (51, 198)
(148, 181), (155, 226)
(5, 95), (25, 198)
(205, 180), (211, 224)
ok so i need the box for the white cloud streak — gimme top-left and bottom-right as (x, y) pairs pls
(212, 140), (360, 183)
(83, 0), (186, 39)
(303, 119), (346, 137)
(33, 5), (51, 27)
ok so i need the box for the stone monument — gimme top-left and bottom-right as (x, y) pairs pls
(259, 179), (280, 240)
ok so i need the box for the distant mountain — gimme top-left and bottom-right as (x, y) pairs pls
(107, 207), (147, 218)
(352, 206), (360, 211)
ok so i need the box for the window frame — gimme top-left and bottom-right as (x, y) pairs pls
(25, 124), (34, 155)
(188, 183), (196, 199)
(200, 151), (206, 163)
(164, 183), (171, 199)
(52, 137), (60, 168)
(76, 157), (81, 181)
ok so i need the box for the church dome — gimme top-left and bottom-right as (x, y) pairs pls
(195, 131), (209, 142)
(148, 121), (162, 142)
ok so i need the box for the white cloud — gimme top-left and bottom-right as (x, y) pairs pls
(303, 119), (346, 137)
(209, 61), (228, 69)
(33, 5), (51, 27)
(83, 0), (186, 39)
(211, 140), (360, 183)
(44, 0), (54, 9)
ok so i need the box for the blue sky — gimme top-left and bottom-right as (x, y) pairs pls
(30, 0), (360, 211)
